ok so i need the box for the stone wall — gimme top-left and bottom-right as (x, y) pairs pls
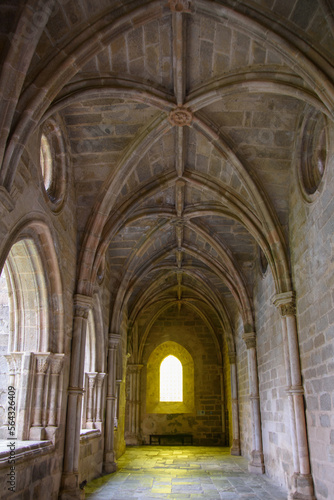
(78, 431), (104, 485)
(234, 314), (252, 457)
(289, 127), (334, 500)
(253, 266), (294, 490)
(0, 441), (63, 500)
(139, 304), (226, 446)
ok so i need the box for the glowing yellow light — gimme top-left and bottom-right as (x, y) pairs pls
(160, 355), (183, 402)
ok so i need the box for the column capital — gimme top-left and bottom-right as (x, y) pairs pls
(272, 291), (296, 316)
(4, 352), (24, 374)
(127, 363), (143, 373)
(35, 353), (51, 374)
(96, 372), (106, 386)
(50, 353), (65, 375)
(243, 332), (256, 349)
(74, 293), (92, 318)
(86, 372), (98, 388)
(108, 333), (121, 349)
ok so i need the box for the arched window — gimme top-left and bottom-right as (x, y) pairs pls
(146, 341), (194, 414)
(39, 118), (67, 210)
(160, 355), (183, 402)
(0, 236), (64, 442)
(40, 133), (53, 191)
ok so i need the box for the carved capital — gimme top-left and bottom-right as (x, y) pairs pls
(35, 353), (50, 374)
(243, 332), (256, 349)
(108, 333), (121, 350)
(169, 106), (193, 127)
(168, 0), (191, 12)
(272, 291), (296, 317)
(127, 364), (143, 373)
(87, 372), (97, 388)
(4, 353), (23, 374)
(96, 372), (106, 387)
(74, 293), (92, 319)
(50, 354), (64, 375)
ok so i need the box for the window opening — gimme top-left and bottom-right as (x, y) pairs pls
(40, 133), (52, 191)
(160, 355), (183, 402)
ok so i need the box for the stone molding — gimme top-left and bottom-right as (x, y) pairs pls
(0, 186), (15, 213)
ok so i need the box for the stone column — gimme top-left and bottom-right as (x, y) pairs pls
(229, 353), (241, 455)
(29, 353), (50, 440)
(114, 379), (121, 428)
(86, 372), (97, 429)
(243, 332), (265, 474)
(126, 364), (143, 445)
(95, 372), (106, 432)
(60, 294), (92, 500)
(273, 292), (315, 500)
(47, 354), (64, 427)
(104, 333), (121, 473)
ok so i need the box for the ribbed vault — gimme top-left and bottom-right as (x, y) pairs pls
(1, 0), (334, 375)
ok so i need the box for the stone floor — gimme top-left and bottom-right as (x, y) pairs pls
(85, 446), (287, 499)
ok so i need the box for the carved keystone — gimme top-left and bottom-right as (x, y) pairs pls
(168, 0), (191, 12)
(169, 106), (193, 127)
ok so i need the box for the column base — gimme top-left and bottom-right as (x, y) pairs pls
(230, 439), (241, 456)
(103, 451), (117, 474)
(59, 473), (85, 500)
(125, 433), (142, 446)
(248, 450), (265, 474)
(288, 473), (315, 500)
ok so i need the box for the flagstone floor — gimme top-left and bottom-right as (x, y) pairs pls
(85, 446), (287, 499)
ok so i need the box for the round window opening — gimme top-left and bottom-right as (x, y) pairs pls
(39, 119), (66, 210)
(40, 133), (52, 191)
(300, 110), (328, 199)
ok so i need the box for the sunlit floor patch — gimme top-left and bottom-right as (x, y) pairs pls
(85, 446), (287, 499)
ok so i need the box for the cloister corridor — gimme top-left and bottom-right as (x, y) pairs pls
(85, 446), (287, 499)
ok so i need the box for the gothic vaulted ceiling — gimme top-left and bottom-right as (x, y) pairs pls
(1, 0), (333, 343)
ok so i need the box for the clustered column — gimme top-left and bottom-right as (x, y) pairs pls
(273, 292), (315, 500)
(85, 372), (97, 429)
(60, 293), (92, 500)
(243, 332), (265, 474)
(126, 363), (143, 444)
(104, 333), (120, 473)
(95, 372), (106, 432)
(29, 353), (50, 440)
(229, 352), (241, 455)
(47, 354), (64, 428)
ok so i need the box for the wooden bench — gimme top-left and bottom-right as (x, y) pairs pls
(149, 434), (193, 445)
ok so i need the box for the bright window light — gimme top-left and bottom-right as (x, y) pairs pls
(160, 355), (183, 402)
(40, 133), (52, 190)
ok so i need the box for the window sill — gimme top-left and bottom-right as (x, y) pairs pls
(0, 439), (54, 467)
(80, 429), (101, 441)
